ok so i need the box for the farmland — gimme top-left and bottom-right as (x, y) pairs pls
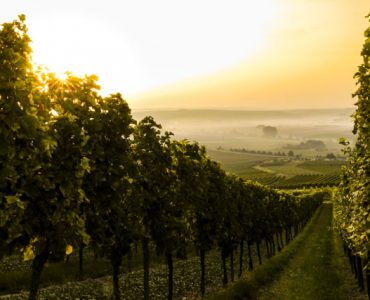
(132, 108), (351, 189)
(207, 149), (345, 188)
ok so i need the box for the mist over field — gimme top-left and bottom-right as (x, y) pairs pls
(132, 108), (355, 155)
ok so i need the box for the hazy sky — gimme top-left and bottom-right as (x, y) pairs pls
(1, 0), (369, 109)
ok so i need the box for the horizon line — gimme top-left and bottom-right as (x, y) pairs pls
(130, 106), (355, 112)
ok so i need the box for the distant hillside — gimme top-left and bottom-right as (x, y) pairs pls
(132, 108), (354, 123)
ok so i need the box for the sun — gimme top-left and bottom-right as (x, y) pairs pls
(56, 72), (68, 81)
(55, 72), (68, 82)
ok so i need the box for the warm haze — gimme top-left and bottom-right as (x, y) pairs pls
(1, 0), (369, 109)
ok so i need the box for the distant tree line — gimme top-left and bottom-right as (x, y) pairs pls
(284, 139), (326, 151)
(225, 148), (339, 161)
(227, 148), (287, 156)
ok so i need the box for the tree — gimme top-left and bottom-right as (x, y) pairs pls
(83, 93), (136, 300)
(133, 116), (174, 300)
(217, 175), (242, 285)
(27, 73), (104, 300)
(190, 158), (225, 296)
(170, 140), (214, 297)
(235, 179), (254, 276)
(0, 16), (51, 299)
(0, 16), (95, 299)
(326, 153), (336, 160)
(262, 126), (278, 138)
(0, 15), (42, 259)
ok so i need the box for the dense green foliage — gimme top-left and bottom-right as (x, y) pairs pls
(0, 16), (326, 299)
(334, 14), (370, 264)
(333, 13), (370, 296)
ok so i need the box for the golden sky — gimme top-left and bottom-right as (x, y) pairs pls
(2, 0), (369, 109)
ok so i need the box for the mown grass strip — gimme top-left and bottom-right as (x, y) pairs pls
(256, 203), (366, 300)
(206, 204), (324, 300)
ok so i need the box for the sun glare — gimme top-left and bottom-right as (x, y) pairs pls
(25, 0), (280, 97)
(55, 72), (68, 82)
(2, 0), (368, 108)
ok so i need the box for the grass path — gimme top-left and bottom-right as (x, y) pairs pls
(258, 202), (366, 300)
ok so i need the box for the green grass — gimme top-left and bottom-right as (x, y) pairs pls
(259, 160), (289, 167)
(207, 149), (343, 188)
(252, 175), (285, 186)
(208, 203), (365, 300)
(207, 149), (271, 176)
(257, 203), (366, 300)
(257, 160), (322, 176)
(207, 202), (367, 300)
(206, 204), (324, 300)
(207, 150), (344, 187)
(296, 160), (347, 173)
(272, 174), (340, 188)
(244, 173), (340, 188)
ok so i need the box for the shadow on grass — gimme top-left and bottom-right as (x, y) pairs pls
(0, 247), (167, 296)
(207, 204), (323, 300)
